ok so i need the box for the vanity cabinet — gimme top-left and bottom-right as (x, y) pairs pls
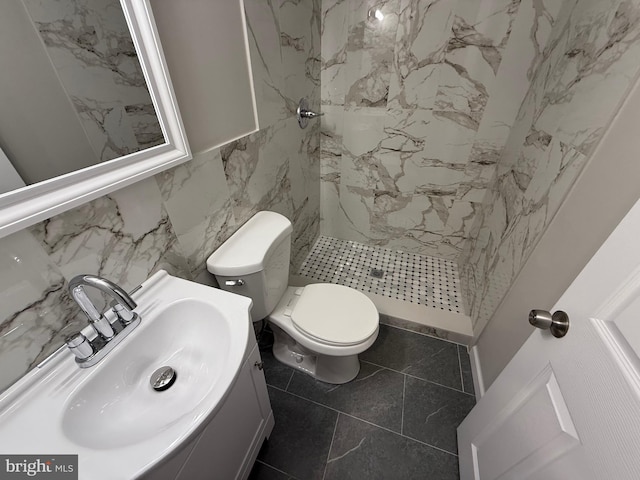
(144, 334), (274, 480)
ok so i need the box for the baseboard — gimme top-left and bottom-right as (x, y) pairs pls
(469, 345), (485, 401)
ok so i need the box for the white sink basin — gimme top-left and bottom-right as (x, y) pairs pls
(0, 271), (252, 479)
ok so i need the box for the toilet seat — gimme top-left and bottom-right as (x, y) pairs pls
(290, 284), (378, 346)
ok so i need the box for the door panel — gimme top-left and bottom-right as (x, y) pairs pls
(472, 365), (579, 480)
(458, 199), (640, 479)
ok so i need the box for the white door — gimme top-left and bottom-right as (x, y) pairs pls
(458, 197), (640, 480)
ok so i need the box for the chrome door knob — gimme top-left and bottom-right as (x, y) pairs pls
(529, 309), (570, 338)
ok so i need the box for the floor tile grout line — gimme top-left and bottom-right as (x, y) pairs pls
(321, 414), (340, 480)
(254, 459), (301, 480)
(284, 370), (295, 391)
(267, 385), (459, 458)
(400, 431), (460, 457)
(360, 360), (475, 397)
(401, 374), (406, 436)
(457, 345), (464, 392)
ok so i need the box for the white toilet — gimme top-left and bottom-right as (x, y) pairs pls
(207, 211), (379, 384)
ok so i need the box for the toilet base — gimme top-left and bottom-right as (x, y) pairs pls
(271, 324), (361, 384)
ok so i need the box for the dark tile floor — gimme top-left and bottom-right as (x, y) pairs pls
(249, 323), (476, 480)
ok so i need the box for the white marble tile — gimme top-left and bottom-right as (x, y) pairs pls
(124, 103), (164, 149)
(342, 107), (387, 157)
(334, 184), (384, 244)
(443, 200), (479, 240)
(0, 286), (79, 394)
(291, 197), (321, 270)
(428, 111), (478, 164)
(321, 0), (349, 105)
(22, 0), (163, 161)
(544, 142), (587, 217)
(344, 0), (401, 107)
(280, 0), (320, 103)
(380, 109), (468, 194)
(156, 149), (238, 271)
(435, 54), (492, 130)
(387, 0), (453, 110)
(320, 178), (342, 237)
(321, 105), (345, 168)
(482, 0), (564, 129)
(30, 177), (191, 291)
(0, 232), (80, 390)
(319, 106), (343, 236)
(435, 0), (522, 129)
(462, 0), (640, 330)
(156, 150), (227, 235)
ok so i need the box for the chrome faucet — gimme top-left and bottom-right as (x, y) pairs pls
(66, 274), (141, 368)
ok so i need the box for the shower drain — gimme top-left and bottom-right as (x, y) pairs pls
(370, 268), (384, 278)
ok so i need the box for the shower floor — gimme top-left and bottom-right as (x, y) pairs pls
(298, 236), (465, 315)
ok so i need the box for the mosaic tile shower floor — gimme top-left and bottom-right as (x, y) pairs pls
(298, 236), (465, 314)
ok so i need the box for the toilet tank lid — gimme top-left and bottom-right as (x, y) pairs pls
(207, 211), (293, 276)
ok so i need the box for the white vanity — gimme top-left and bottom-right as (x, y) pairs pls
(0, 272), (273, 480)
(143, 328), (274, 480)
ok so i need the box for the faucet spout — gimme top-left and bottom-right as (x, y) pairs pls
(68, 274), (138, 341)
(69, 274), (137, 311)
(66, 274), (142, 367)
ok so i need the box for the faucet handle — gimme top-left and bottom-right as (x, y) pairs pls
(72, 285), (115, 340)
(91, 316), (116, 340)
(111, 302), (137, 326)
(66, 333), (94, 360)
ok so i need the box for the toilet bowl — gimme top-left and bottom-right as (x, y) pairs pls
(207, 211), (379, 384)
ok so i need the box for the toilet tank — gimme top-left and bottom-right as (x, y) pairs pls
(207, 211), (292, 321)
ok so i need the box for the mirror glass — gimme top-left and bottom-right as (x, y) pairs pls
(0, 0), (165, 195)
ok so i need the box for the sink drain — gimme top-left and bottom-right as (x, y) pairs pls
(150, 366), (177, 391)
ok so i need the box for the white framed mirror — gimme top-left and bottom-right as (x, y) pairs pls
(0, 0), (190, 239)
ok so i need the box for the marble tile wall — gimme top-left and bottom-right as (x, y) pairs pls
(320, 0), (640, 333)
(460, 0), (640, 331)
(319, 0), (566, 260)
(22, 0), (164, 162)
(0, 0), (320, 392)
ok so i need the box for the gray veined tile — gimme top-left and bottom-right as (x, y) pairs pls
(324, 414), (459, 480)
(259, 387), (338, 480)
(403, 375), (475, 454)
(262, 349), (295, 391)
(248, 461), (296, 480)
(286, 361), (404, 432)
(360, 324), (462, 389)
(258, 330), (295, 390)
